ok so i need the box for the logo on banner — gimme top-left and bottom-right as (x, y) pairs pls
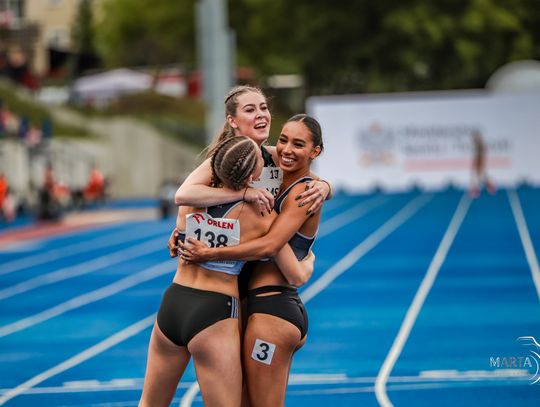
(358, 122), (395, 167)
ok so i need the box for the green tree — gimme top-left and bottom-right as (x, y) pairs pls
(229, 0), (540, 94)
(72, 0), (95, 56)
(93, 0), (540, 94)
(95, 0), (196, 68)
(71, 0), (99, 75)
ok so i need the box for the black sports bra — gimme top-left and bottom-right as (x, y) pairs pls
(274, 176), (316, 260)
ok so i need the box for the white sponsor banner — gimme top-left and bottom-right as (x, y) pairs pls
(307, 90), (540, 192)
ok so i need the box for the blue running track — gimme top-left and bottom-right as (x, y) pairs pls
(0, 187), (539, 406)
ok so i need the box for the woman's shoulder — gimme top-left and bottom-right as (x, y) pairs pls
(281, 178), (311, 200)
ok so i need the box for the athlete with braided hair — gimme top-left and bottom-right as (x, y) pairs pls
(167, 85), (331, 256)
(182, 114), (325, 406)
(139, 137), (312, 407)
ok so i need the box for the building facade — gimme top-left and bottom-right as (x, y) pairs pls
(0, 0), (102, 77)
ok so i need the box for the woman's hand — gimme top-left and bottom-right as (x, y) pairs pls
(180, 237), (213, 262)
(243, 187), (274, 215)
(167, 228), (180, 258)
(295, 180), (331, 215)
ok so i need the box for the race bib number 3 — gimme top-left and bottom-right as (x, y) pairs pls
(185, 213), (240, 268)
(251, 338), (276, 365)
(250, 167), (283, 197)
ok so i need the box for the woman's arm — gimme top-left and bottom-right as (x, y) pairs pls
(298, 177), (333, 215)
(175, 158), (244, 207)
(175, 158), (274, 212)
(274, 247), (315, 287)
(182, 183), (313, 261)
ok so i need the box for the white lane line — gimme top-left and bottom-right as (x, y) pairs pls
(0, 236), (165, 301)
(0, 194), (426, 406)
(508, 189), (540, 301)
(179, 382), (200, 407)
(318, 196), (387, 238)
(180, 194), (430, 407)
(0, 370), (527, 396)
(0, 260), (174, 338)
(374, 193), (471, 407)
(0, 226), (166, 276)
(289, 379), (527, 396)
(301, 194), (433, 304)
(0, 241), (45, 253)
(0, 314), (156, 406)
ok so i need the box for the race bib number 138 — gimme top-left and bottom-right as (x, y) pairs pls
(185, 213), (240, 269)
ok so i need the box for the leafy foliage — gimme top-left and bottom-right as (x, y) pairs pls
(94, 0), (540, 94)
(95, 0), (196, 68)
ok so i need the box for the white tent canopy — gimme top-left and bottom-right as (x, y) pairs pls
(72, 68), (153, 106)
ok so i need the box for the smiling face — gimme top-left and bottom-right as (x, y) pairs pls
(276, 120), (321, 174)
(226, 91), (271, 146)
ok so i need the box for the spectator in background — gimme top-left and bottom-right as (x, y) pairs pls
(470, 131), (496, 198)
(4, 108), (19, 135)
(0, 100), (5, 137)
(6, 46), (39, 91)
(83, 165), (105, 203)
(0, 172), (15, 222)
(42, 118), (53, 141)
(158, 179), (180, 219)
(0, 172), (8, 212)
(18, 115), (29, 141)
(38, 162), (62, 220)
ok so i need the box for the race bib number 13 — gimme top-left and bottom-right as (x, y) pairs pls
(250, 167), (283, 197)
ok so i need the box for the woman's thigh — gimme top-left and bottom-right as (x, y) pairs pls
(243, 314), (303, 407)
(188, 318), (243, 407)
(139, 323), (191, 407)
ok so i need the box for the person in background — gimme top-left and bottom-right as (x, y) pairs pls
(469, 131), (496, 198)
(0, 172), (7, 210)
(83, 165), (105, 203)
(38, 162), (64, 220)
(158, 179), (180, 219)
(0, 173), (16, 222)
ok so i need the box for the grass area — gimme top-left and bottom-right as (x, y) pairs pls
(73, 91), (208, 148)
(72, 90), (296, 148)
(0, 80), (90, 139)
(1, 79), (297, 148)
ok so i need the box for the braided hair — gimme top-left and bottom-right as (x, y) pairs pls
(210, 136), (259, 190)
(205, 85), (267, 158)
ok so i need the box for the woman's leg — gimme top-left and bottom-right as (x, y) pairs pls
(243, 313), (304, 407)
(240, 299), (251, 407)
(188, 318), (243, 407)
(139, 322), (191, 407)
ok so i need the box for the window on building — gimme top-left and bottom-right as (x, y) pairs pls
(0, 0), (24, 28)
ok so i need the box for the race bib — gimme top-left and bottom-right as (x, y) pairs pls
(185, 213), (240, 269)
(250, 167), (283, 197)
(251, 338), (276, 365)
